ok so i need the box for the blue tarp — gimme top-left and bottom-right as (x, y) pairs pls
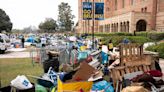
(92, 80), (114, 92)
(101, 51), (108, 64)
(26, 37), (35, 43)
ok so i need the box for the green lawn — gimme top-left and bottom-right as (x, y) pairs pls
(0, 58), (43, 87)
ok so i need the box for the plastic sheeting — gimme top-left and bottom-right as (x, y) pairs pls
(91, 80), (114, 92)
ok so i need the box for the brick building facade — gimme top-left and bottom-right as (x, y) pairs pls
(76, 0), (164, 33)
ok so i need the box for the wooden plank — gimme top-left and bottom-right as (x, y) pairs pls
(120, 69), (125, 81)
(125, 67), (130, 74)
(143, 65), (148, 72)
(134, 66), (139, 72)
(146, 65), (151, 71)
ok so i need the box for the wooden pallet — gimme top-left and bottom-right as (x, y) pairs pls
(119, 43), (153, 66)
(111, 65), (151, 87)
(111, 43), (156, 90)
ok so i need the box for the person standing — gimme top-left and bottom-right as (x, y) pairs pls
(98, 39), (102, 50)
(108, 40), (113, 52)
(21, 36), (25, 48)
(41, 37), (46, 47)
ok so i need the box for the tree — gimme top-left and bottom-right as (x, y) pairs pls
(22, 26), (37, 34)
(39, 18), (58, 33)
(12, 29), (22, 33)
(58, 2), (75, 31)
(0, 8), (12, 33)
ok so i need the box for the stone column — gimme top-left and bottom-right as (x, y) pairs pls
(125, 22), (127, 32)
(110, 24), (112, 32)
(103, 25), (105, 33)
(118, 23), (120, 32)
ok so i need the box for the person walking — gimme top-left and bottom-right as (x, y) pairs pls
(21, 36), (25, 48)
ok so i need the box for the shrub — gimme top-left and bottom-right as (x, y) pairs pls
(89, 32), (133, 37)
(89, 32), (164, 41)
(148, 32), (164, 41)
(146, 43), (164, 58)
(127, 36), (152, 45)
(136, 32), (164, 41)
(100, 36), (152, 46)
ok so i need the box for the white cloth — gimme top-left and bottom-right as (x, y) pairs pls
(41, 37), (46, 44)
(102, 45), (108, 54)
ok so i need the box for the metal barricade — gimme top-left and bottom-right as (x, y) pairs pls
(30, 44), (67, 66)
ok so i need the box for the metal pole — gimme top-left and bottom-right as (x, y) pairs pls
(88, 0), (89, 34)
(92, 0), (95, 49)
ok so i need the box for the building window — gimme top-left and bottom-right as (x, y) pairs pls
(122, 0), (125, 8)
(145, 7), (147, 12)
(106, 7), (110, 11)
(141, 8), (144, 12)
(115, 0), (117, 10)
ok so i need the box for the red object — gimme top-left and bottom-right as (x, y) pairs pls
(86, 55), (93, 63)
(147, 70), (163, 77)
(79, 89), (84, 92)
(75, 77), (82, 81)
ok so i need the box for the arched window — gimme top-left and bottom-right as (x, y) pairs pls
(145, 7), (147, 12)
(136, 20), (147, 31)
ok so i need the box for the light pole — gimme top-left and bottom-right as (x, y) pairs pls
(92, 0), (95, 49)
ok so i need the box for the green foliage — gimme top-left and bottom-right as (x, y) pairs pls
(88, 32), (164, 41)
(0, 8), (12, 33)
(136, 32), (164, 41)
(91, 32), (133, 37)
(39, 18), (58, 33)
(146, 43), (164, 58)
(99, 36), (152, 46)
(58, 2), (75, 31)
(12, 29), (22, 33)
(127, 36), (152, 44)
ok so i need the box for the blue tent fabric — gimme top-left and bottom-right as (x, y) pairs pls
(26, 37), (35, 43)
(92, 80), (114, 92)
(101, 51), (108, 64)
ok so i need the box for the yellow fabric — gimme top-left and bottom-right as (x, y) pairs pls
(58, 77), (93, 92)
(108, 43), (113, 49)
(80, 46), (87, 51)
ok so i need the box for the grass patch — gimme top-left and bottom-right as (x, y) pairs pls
(0, 58), (43, 87)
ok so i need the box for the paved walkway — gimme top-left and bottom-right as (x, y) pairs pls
(0, 51), (30, 58)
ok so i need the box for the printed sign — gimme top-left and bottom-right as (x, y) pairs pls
(95, 3), (104, 20)
(83, 2), (92, 20)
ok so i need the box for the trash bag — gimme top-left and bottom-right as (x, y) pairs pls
(35, 84), (47, 92)
(10, 75), (33, 90)
(91, 80), (114, 92)
(0, 86), (11, 92)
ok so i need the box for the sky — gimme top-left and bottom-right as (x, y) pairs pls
(0, 0), (78, 29)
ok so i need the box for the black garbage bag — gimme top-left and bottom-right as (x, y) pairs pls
(43, 57), (59, 73)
